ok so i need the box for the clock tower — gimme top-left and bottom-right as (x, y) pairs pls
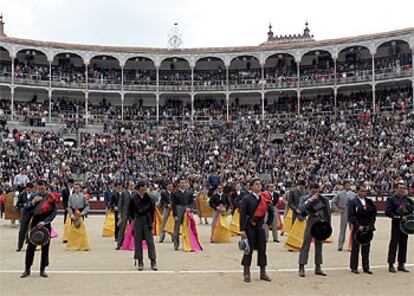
(168, 22), (183, 49)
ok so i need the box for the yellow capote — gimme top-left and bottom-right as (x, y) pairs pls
(197, 193), (214, 218)
(66, 212), (91, 251)
(63, 213), (71, 242)
(101, 209), (115, 237)
(164, 212), (176, 234)
(230, 209), (241, 236)
(181, 212), (203, 252)
(282, 208), (293, 233)
(284, 219), (306, 251)
(211, 214), (231, 243)
(152, 207), (163, 236)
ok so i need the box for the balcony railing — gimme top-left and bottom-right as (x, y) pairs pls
(0, 65), (412, 91)
(336, 70), (373, 85)
(375, 67), (413, 81)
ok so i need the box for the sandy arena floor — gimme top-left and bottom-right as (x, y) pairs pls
(0, 214), (413, 296)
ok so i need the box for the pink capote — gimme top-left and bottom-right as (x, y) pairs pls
(121, 220), (148, 251)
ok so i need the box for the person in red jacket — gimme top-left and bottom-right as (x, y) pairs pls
(239, 178), (274, 283)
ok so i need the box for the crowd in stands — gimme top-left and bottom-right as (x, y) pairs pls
(0, 87), (412, 125)
(0, 52), (411, 88)
(1, 111), (413, 196)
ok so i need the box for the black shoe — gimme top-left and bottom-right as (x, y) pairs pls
(40, 269), (48, 278)
(273, 239), (280, 243)
(138, 262), (144, 271)
(260, 274), (272, 282)
(389, 264), (397, 273)
(174, 246), (179, 251)
(315, 265), (327, 276)
(398, 265), (409, 272)
(20, 269), (30, 278)
(363, 269), (373, 275)
(151, 260), (157, 271)
(338, 247), (343, 251)
(159, 238), (164, 243)
(115, 246), (121, 250)
(299, 264), (305, 277)
(351, 269), (359, 274)
(16, 248), (22, 252)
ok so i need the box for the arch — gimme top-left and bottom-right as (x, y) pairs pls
(16, 48), (48, 59)
(124, 56), (157, 86)
(336, 43), (372, 55)
(125, 56), (156, 67)
(229, 55), (260, 66)
(264, 52), (295, 64)
(376, 38), (411, 53)
(52, 51), (85, 64)
(195, 56), (225, 65)
(337, 45), (371, 57)
(300, 49), (333, 62)
(89, 54), (121, 66)
(159, 56), (191, 70)
(0, 46), (11, 58)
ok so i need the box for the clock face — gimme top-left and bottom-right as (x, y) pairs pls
(169, 35), (182, 48)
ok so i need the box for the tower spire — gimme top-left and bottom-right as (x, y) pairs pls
(304, 20), (310, 36)
(0, 13), (6, 37)
(267, 22), (274, 40)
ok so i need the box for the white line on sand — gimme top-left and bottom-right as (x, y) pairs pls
(0, 264), (412, 274)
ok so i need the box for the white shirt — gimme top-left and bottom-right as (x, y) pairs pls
(252, 192), (260, 201)
(358, 196), (366, 206)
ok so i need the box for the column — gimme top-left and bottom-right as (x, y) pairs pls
(226, 65), (229, 90)
(121, 92), (124, 121)
(296, 61), (300, 89)
(11, 56), (15, 121)
(261, 64), (265, 82)
(10, 87), (14, 121)
(226, 92), (229, 121)
(84, 62), (89, 125)
(48, 60), (52, 88)
(261, 91), (265, 120)
(372, 54), (376, 113)
(11, 56), (15, 85)
(85, 91), (89, 125)
(334, 87), (337, 115)
(85, 62), (89, 88)
(156, 93), (159, 122)
(296, 59), (301, 115)
(48, 60), (52, 123)
(48, 89), (52, 123)
(156, 66), (159, 92)
(121, 65), (124, 91)
(191, 93), (194, 122)
(191, 66), (194, 88)
(372, 83), (376, 113)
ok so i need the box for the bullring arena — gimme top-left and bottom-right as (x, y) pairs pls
(0, 3), (414, 295)
(0, 215), (413, 296)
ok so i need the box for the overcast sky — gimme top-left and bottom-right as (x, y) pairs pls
(1, 0), (413, 48)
